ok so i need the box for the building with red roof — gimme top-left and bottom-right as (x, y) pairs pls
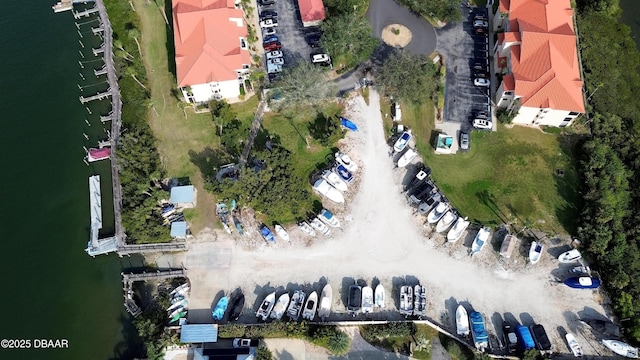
(298, 0), (325, 27)
(492, 0), (584, 127)
(172, 0), (251, 103)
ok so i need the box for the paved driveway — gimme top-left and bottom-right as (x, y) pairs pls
(366, 0), (437, 55)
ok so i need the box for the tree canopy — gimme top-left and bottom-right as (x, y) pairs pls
(270, 62), (336, 111)
(376, 49), (438, 103)
(396, 0), (461, 23)
(320, 12), (379, 68)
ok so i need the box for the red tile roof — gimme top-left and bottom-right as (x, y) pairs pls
(501, 0), (584, 113)
(298, 0), (325, 24)
(172, 0), (250, 87)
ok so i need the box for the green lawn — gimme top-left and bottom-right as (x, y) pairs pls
(382, 97), (581, 235)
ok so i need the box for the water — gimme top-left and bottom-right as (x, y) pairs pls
(0, 1), (142, 358)
(620, 0), (640, 49)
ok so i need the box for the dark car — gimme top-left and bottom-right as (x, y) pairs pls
(306, 33), (322, 47)
(268, 73), (280, 82)
(258, 0), (275, 5)
(472, 62), (487, 71)
(473, 71), (488, 79)
(473, 109), (489, 119)
(474, 13), (488, 21)
(259, 10), (277, 19)
(263, 35), (279, 44)
(263, 41), (282, 51)
(475, 27), (488, 35)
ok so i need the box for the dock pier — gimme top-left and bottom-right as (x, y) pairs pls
(73, 6), (99, 19)
(100, 111), (113, 123)
(92, 44), (104, 56)
(94, 65), (107, 76)
(91, 25), (104, 34)
(121, 269), (187, 316)
(79, 88), (111, 103)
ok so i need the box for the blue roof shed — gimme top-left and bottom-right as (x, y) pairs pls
(170, 221), (188, 238)
(170, 185), (196, 206)
(180, 324), (218, 343)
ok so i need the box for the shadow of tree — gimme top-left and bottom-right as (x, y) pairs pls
(188, 147), (233, 183)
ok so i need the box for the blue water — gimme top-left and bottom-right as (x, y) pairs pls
(0, 1), (142, 358)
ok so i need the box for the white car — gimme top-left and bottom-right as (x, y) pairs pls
(474, 78), (490, 87)
(267, 58), (284, 66)
(311, 53), (330, 64)
(266, 50), (283, 60)
(392, 102), (402, 121)
(233, 338), (259, 348)
(262, 27), (276, 36)
(259, 19), (278, 28)
(473, 20), (488, 28)
(313, 179), (345, 204)
(472, 119), (492, 130)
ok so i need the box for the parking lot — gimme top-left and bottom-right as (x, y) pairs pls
(257, 0), (324, 77)
(436, 7), (492, 133)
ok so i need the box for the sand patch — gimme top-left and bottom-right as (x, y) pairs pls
(382, 24), (412, 48)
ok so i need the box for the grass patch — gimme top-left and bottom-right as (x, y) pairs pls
(439, 334), (474, 360)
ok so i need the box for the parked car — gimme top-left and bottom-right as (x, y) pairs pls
(473, 109), (489, 119)
(268, 73), (280, 82)
(472, 62), (487, 71)
(263, 35), (279, 44)
(266, 50), (283, 60)
(263, 41), (282, 51)
(473, 71), (488, 79)
(267, 58), (284, 66)
(460, 132), (470, 151)
(259, 19), (278, 28)
(262, 27), (276, 36)
(233, 338), (259, 348)
(475, 27), (488, 35)
(474, 78), (490, 87)
(310, 53), (330, 64)
(472, 119), (492, 130)
(473, 20), (488, 29)
(474, 14), (488, 21)
(306, 34), (321, 47)
(258, 0), (275, 5)
(259, 10), (277, 19)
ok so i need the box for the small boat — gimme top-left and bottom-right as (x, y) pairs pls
(335, 164), (354, 183)
(162, 205), (175, 214)
(399, 285), (413, 316)
(340, 117), (358, 131)
(347, 284), (362, 315)
(393, 131), (412, 153)
(471, 227), (490, 255)
(531, 324), (551, 351)
(409, 181), (435, 205)
(169, 306), (187, 319)
(318, 209), (341, 228)
(529, 241), (543, 264)
(313, 178), (345, 203)
(602, 339), (639, 358)
(171, 295), (185, 304)
(259, 224), (275, 243)
(397, 148), (418, 167)
(170, 283), (189, 296)
(274, 224), (290, 243)
(52, 0), (73, 13)
(413, 284), (427, 317)
(405, 167), (430, 192)
(318, 284), (332, 321)
(374, 284), (385, 309)
(570, 264), (591, 275)
(418, 193), (441, 214)
(564, 276), (601, 289)
(499, 233), (518, 258)
(233, 217), (244, 235)
(302, 291), (318, 320)
(87, 147), (111, 162)
(211, 296), (228, 321)
(517, 325), (536, 350)
(167, 299), (187, 312)
(558, 249), (582, 263)
(503, 322), (517, 353)
(229, 294), (245, 321)
(256, 292), (276, 321)
(447, 217), (470, 242)
(310, 218), (331, 236)
(469, 311), (489, 351)
(270, 293), (290, 320)
(565, 333), (583, 357)
(322, 169), (348, 192)
(361, 286), (374, 314)
(298, 221), (316, 237)
(335, 151), (358, 172)
(169, 310), (187, 323)
(287, 290), (306, 321)
(435, 210), (457, 233)
(427, 202), (449, 224)
(456, 305), (470, 336)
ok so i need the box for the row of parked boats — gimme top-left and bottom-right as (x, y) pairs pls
(167, 283), (190, 324)
(256, 284), (333, 322)
(258, 208), (341, 243)
(312, 151), (358, 204)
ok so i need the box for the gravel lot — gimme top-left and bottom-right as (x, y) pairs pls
(178, 90), (611, 358)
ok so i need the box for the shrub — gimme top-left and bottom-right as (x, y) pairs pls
(256, 345), (273, 360)
(217, 324), (245, 338)
(360, 322), (416, 341)
(309, 326), (350, 355)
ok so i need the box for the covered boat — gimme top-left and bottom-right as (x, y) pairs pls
(347, 284), (362, 315)
(393, 131), (412, 153)
(169, 310), (187, 323)
(319, 209), (341, 228)
(499, 234), (518, 258)
(287, 290), (306, 321)
(374, 284), (385, 309)
(503, 322), (518, 353)
(361, 286), (374, 314)
(335, 164), (354, 183)
(399, 285), (413, 316)
(313, 178), (345, 204)
(565, 333), (583, 357)
(229, 293), (245, 321)
(564, 276), (601, 289)
(405, 167), (430, 192)
(302, 291), (318, 320)
(211, 296), (228, 321)
(427, 202), (449, 224)
(456, 305), (470, 336)
(170, 283), (190, 296)
(335, 151), (358, 172)
(602, 339), (639, 358)
(397, 148), (418, 168)
(531, 324), (551, 351)
(558, 249), (582, 263)
(516, 325), (536, 351)
(270, 293), (290, 320)
(256, 292), (276, 321)
(322, 169), (348, 192)
(435, 210), (457, 233)
(274, 224), (290, 243)
(87, 147), (111, 162)
(529, 241), (543, 264)
(259, 224), (275, 243)
(471, 227), (490, 255)
(298, 221), (316, 237)
(413, 285), (427, 317)
(310, 218), (331, 236)
(341, 117), (358, 131)
(318, 284), (332, 321)
(447, 217), (470, 242)
(470, 311), (489, 351)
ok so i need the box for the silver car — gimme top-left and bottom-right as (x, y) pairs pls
(460, 132), (470, 150)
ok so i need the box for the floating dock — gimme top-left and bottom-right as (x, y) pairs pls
(86, 175), (118, 256)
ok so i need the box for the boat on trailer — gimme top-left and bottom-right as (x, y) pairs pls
(302, 291), (318, 320)
(447, 217), (470, 242)
(456, 305), (470, 336)
(397, 148), (418, 167)
(399, 285), (413, 316)
(413, 284), (427, 317)
(318, 208), (341, 228)
(361, 286), (374, 314)
(374, 284), (385, 309)
(211, 296), (228, 321)
(529, 241), (543, 264)
(435, 210), (457, 233)
(256, 292), (276, 321)
(347, 284), (362, 316)
(321, 169), (348, 192)
(287, 290), (306, 321)
(602, 339), (639, 358)
(469, 311), (489, 351)
(335, 151), (358, 172)
(427, 202), (449, 224)
(270, 293), (290, 320)
(318, 284), (332, 321)
(274, 224), (290, 243)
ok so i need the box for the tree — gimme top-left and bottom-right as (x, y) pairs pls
(376, 49), (438, 103)
(396, 0), (461, 23)
(209, 99), (236, 135)
(320, 13), (379, 68)
(323, 0), (368, 16)
(255, 346), (273, 360)
(271, 62), (336, 111)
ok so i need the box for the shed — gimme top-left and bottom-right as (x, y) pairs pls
(180, 324), (218, 343)
(170, 185), (196, 208)
(170, 221), (188, 239)
(298, 0), (325, 27)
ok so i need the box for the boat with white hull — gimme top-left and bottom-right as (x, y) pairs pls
(310, 218), (331, 236)
(361, 286), (374, 314)
(374, 284), (385, 309)
(256, 292), (276, 321)
(558, 249), (582, 263)
(399, 286), (413, 316)
(397, 148), (418, 167)
(602, 339), (638, 358)
(335, 152), (358, 172)
(456, 305), (470, 336)
(413, 285), (427, 317)
(565, 333), (583, 357)
(427, 202), (449, 224)
(318, 209), (341, 228)
(471, 227), (490, 255)
(322, 170), (348, 192)
(318, 284), (332, 321)
(435, 210), (457, 233)
(447, 217), (469, 242)
(298, 221), (316, 237)
(270, 293), (290, 320)
(302, 291), (318, 320)
(529, 241), (543, 264)
(274, 225), (290, 243)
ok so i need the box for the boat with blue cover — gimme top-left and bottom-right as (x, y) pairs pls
(212, 296), (228, 320)
(564, 276), (600, 289)
(335, 164), (354, 183)
(469, 311), (489, 351)
(259, 224), (275, 243)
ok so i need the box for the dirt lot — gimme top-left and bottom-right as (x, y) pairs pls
(180, 90), (611, 357)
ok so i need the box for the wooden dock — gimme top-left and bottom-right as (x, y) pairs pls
(118, 242), (188, 256)
(79, 88), (111, 103)
(73, 6), (99, 19)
